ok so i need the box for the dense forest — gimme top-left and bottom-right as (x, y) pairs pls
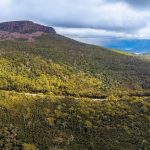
(0, 91), (150, 150)
(0, 34), (150, 97)
(0, 31), (150, 149)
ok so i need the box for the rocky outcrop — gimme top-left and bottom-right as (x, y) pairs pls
(0, 21), (56, 34)
(0, 31), (45, 42)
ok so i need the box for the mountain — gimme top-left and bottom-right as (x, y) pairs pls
(0, 21), (149, 96)
(104, 39), (150, 54)
(0, 21), (150, 149)
(0, 20), (56, 33)
(0, 20), (56, 42)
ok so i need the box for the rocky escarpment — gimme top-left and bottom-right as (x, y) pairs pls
(0, 21), (56, 34)
(0, 31), (45, 42)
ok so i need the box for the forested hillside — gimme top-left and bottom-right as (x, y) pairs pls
(0, 34), (150, 97)
(0, 91), (150, 150)
(0, 21), (150, 150)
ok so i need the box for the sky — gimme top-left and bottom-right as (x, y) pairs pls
(0, 0), (150, 53)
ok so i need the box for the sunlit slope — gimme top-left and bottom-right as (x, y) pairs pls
(0, 34), (150, 96)
(0, 91), (150, 150)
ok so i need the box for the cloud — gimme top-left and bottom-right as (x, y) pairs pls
(112, 0), (150, 9)
(0, 0), (150, 48)
(55, 26), (146, 46)
(0, 0), (149, 31)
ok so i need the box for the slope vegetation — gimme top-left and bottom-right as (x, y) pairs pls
(0, 91), (150, 150)
(0, 21), (150, 149)
(0, 34), (150, 97)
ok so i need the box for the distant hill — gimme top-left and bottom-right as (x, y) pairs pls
(0, 21), (56, 42)
(104, 39), (150, 54)
(0, 20), (56, 33)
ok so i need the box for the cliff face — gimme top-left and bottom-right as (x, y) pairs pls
(0, 21), (56, 34)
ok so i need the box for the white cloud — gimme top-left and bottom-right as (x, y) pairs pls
(136, 24), (150, 39)
(0, 0), (148, 30)
(55, 27), (129, 38)
(0, 0), (150, 45)
(0, 0), (12, 19)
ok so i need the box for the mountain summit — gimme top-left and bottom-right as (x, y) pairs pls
(0, 20), (56, 34)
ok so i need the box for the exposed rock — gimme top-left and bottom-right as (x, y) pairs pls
(0, 20), (56, 34)
(0, 31), (45, 42)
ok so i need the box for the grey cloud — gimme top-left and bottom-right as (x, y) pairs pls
(110, 0), (150, 8)
(0, 0), (147, 32)
(0, 0), (150, 43)
(44, 21), (139, 32)
(123, 0), (150, 7)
